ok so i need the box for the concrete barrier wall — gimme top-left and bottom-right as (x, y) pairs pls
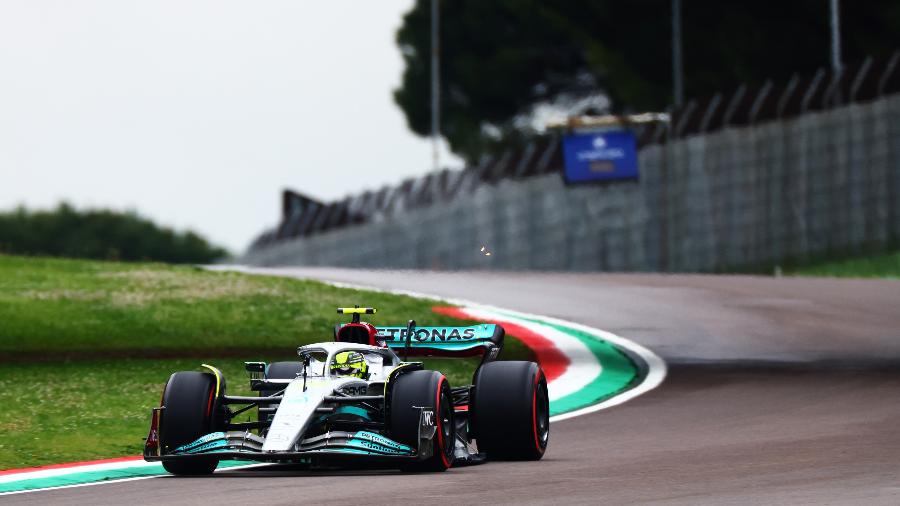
(242, 94), (900, 272)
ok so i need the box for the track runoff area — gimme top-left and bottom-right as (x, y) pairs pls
(0, 287), (665, 496)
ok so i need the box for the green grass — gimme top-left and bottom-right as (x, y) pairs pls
(0, 357), (499, 469)
(786, 250), (900, 279)
(0, 255), (491, 356)
(0, 358), (250, 468)
(0, 255), (532, 469)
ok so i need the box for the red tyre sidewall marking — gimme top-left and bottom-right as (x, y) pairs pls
(532, 369), (545, 456)
(434, 375), (451, 469)
(205, 386), (215, 418)
(431, 306), (570, 383)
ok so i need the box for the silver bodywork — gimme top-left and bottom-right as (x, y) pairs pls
(261, 342), (402, 452)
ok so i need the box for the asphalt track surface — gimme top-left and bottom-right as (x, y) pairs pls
(10, 270), (900, 505)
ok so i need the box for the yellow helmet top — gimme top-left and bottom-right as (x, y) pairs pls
(330, 351), (369, 379)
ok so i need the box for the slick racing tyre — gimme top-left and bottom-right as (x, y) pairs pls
(159, 371), (222, 475)
(390, 370), (455, 472)
(472, 361), (549, 460)
(258, 361), (303, 424)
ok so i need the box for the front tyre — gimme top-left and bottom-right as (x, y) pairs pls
(472, 361), (549, 460)
(159, 371), (221, 475)
(390, 370), (455, 472)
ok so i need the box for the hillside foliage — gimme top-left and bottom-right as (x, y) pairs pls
(395, 0), (900, 161)
(0, 204), (227, 263)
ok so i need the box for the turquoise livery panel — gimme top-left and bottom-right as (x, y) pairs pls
(378, 324), (504, 356)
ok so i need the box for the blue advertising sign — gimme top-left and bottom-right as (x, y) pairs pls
(561, 130), (638, 183)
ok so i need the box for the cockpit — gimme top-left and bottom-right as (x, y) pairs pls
(297, 345), (398, 382)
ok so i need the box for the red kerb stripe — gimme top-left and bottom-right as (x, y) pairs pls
(0, 456), (145, 476)
(431, 306), (570, 383)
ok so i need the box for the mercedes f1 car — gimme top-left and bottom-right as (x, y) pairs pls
(143, 307), (549, 474)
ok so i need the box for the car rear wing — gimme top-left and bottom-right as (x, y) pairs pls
(377, 324), (504, 361)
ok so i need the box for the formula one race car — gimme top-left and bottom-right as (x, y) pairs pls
(143, 307), (549, 474)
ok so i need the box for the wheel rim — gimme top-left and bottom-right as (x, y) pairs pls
(535, 379), (550, 447)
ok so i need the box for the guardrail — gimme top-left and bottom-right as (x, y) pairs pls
(245, 51), (900, 272)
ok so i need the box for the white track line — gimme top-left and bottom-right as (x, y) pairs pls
(0, 460), (158, 485)
(217, 267), (668, 422)
(454, 305), (602, 402)
(4, 267), (667, 495)
(0, 463), (270, 497)
(0, 475), (161, 497)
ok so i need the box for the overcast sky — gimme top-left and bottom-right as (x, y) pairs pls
(0, 1), (459, 253)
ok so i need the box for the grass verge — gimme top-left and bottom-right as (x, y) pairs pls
(786, 250), (900, 278)
(0, 356), (507, 469)
(0, 255), (480, 357)
(0, 255), (532, 469)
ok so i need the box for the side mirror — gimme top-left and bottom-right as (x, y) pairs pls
(244, 361), (266, 380)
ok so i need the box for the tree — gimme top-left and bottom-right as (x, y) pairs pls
(395, 0), (900, 162)
(0, 204), (228, 263)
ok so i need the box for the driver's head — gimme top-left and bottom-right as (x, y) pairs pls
(331, 351), (369, 379)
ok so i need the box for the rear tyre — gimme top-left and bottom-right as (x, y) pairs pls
(159, 371), (222, 475)
(258, 362), (303, 423)
(472, 361), (549, 460)
(390, 370), (455, 472)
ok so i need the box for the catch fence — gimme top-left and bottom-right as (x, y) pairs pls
(243, 53), (900, 272)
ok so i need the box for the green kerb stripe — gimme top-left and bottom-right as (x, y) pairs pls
(489, 311), (639, 416)
(548, 324), (637, 415)
(2, 312), (641, 494)
(0, 460), (249, 494)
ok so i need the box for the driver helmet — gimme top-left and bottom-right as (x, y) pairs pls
(331, 351), (369, 379)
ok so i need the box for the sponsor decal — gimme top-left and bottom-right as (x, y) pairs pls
(144, 408), (162, 455)
(172, 432), (225, 453)
(340, 384), (368, 396)
(354, 431), (411, 451)
(181, 440), (228, 455)
(562, 130), (639, 182)
(146, 429), (158, 447)
(345, 432), (413, 455)
(377, 327), (481, 343)
(418, 407), (438, 443)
